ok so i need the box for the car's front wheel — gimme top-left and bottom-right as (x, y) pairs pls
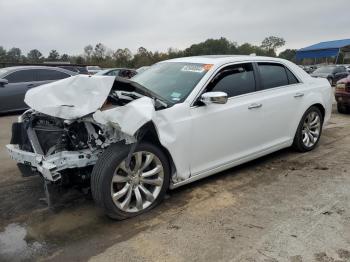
(91, 142), (170, 220)
(293, 106), (323, 152)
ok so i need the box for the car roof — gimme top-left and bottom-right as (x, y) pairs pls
(162, 55), (289, 66)
(0, 66), (77, 75)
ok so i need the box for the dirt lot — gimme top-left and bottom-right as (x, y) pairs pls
(0, 109), (350, 262)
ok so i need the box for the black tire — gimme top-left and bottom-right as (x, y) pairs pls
(293, 106), (324, 152)
(91, 142), (170, 220)
(337, 103), (349, 114)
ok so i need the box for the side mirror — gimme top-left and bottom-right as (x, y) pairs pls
(200, 92), (228, 105)
(0, 79), (8, 87)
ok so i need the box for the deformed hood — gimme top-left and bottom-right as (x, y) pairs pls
(24, 75), (169, 120)
(25, 75), (116, 119)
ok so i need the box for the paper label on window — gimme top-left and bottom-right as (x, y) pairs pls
(181, 64), (213, 73)
(181, 65), (204, 73)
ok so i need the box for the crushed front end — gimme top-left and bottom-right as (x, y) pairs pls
(7, 109), (134, 183)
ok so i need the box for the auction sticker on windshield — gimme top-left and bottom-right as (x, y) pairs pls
(181, 64), (213, 73)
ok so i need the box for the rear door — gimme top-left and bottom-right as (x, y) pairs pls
(254, 62), (305, 144)
(0, 69), (37, 112)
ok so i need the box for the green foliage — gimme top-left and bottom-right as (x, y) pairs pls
(84, 45), (93, 58)
(113, 48), (132, 67)
(27, 49), (43, 63)
(261, 36), (286, 52)
(60, 54), (69, 61)
(47, 50), (60, 61)
(278, 49), (297, 62)
(183, 37), (237, 56)
(7, 47), (22, 62)
(0, 46), (6, 61)
(0, 36), (294, 67)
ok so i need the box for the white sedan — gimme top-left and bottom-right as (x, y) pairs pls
(7, 55), (332, 219)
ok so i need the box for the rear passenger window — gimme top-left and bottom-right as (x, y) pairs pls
(286, 68), (299, 84)
(258, 63), (289, 89)
(5, 70), (36, 83)
(208, 63), (256, 97)
(37, 69), (70, 81)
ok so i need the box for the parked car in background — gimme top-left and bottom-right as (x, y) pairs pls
(345, 65), (350, 73)
(86, 66), (102, 75)
(303, 65), (318, 74)
(95, 68), (137, 78)
(0, 66), (77, 113)
(136, 66), (150, 74)
(335, 76), (350, 114)
(311, 65), (349, 85)
(6, 56), (332, 219)
(58, 65), (89, 75)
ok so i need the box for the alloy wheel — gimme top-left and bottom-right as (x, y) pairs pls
(110, 151), (164, 213)
(302, 111), (321, 148)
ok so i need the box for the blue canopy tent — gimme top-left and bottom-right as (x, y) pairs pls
(296, 39), (350, 63)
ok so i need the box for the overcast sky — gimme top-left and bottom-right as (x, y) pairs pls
(0, 0), (349, 56)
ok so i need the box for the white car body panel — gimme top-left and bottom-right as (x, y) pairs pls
(93, 97), (156, 137)
(11, 55), (332, 188)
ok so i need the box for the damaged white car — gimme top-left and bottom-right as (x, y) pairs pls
(6, 56), (332, 219)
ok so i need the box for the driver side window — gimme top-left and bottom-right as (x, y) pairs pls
(207, 63), (256, 98)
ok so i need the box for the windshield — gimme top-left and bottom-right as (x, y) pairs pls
(314, 67), (335, 74)
(132, 62), (210, 103)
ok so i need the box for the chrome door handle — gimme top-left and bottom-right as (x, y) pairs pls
(294, 92), (304, 98)
(248, 103), (262, 109)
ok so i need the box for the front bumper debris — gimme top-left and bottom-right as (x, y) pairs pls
(6, 144), (101, 181)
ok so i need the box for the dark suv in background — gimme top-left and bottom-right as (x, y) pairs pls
(311, 65), (349, 85)
(0, 66), (76, 113)
(335, 76), (350, 114)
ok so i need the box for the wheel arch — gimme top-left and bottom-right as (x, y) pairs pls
(312, 103), (326, 120)
(138, 121), (177, 182)
(291, 102), (326, 143)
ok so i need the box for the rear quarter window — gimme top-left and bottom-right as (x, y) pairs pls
(258, 63), (299, 89)
(286, 68), (299, 84)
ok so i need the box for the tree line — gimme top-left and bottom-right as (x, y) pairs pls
(0, 36), (297, 68)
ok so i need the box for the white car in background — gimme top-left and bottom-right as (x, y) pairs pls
(86, 65), (102, 75)
(6, 55), (332, 219)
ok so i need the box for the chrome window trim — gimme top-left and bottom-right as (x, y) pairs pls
(189, 59), (303, 108)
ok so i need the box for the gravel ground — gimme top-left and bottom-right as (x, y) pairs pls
(0, 109), (350, 262)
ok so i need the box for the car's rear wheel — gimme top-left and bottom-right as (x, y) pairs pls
(293, 106), (323, 152)
(91, 142), (170, 220)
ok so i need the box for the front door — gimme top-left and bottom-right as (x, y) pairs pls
(189, 62), (265, 175)
(0, 69), (37, 112)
